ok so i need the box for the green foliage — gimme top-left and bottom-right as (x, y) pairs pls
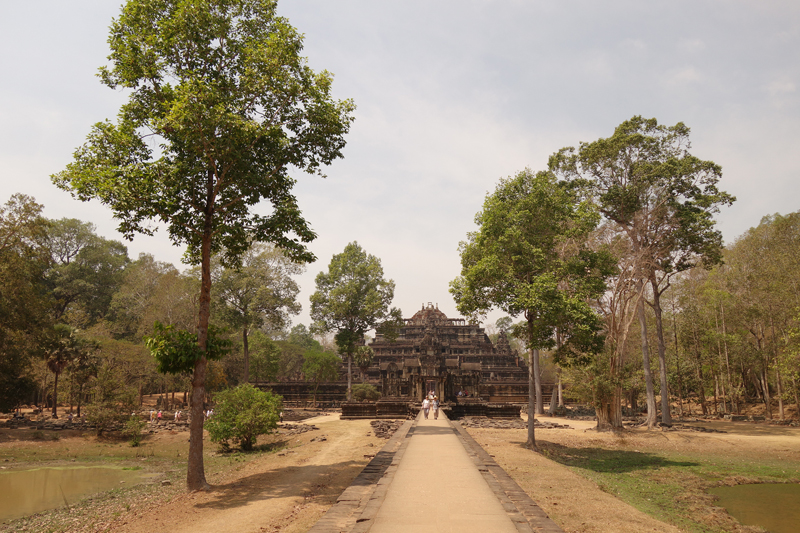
(288, 324), (322, 352)
(302, 348), (341, 403)
(212, 244), (303, 334)
(44, 218), (130, 326)
(205, 384), (281, 451)
(85, 365), (138, 435)
(310, 242), (399, 400)
(351, 383), (380, 402)
(145, 322), (232, 374)
(451, 169), (610, 357)
(108, 253), (196, 341)
(123, 415), (147, 446)
(51, 0), (354, 267)
(0, 194), (51, 411)
(310, 242), (399, 356)
(353, 346), (374, 370)
(550, 116), (734, 276)
(248, 331), (281, 382)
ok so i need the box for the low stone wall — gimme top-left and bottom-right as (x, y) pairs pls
(341, 400), (415, 420)
(448, 401), (521, 419)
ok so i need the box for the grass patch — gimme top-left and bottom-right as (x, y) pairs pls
(540, 440), (800, 533)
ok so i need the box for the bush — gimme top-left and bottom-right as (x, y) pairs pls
(205, 383), (281, 451)
(123, 415), (147, 446)
(351, 383), (380, 402)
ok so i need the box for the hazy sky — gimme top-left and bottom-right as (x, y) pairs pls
(1, 1), (798, 328)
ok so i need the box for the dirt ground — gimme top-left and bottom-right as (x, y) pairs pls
(467, 415), (800, 533)
(109, 414), (384, 533)
(3, 411), (800, 532)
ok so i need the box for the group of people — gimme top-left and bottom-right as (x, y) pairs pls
(421, 391), (440, 420)
(147, 409), (183, 422)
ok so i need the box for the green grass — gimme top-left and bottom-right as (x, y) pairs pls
(541, 443), (800, 533)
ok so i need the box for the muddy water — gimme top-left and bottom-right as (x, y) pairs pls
(0, 466), (151, 522)
(710, 483), (800, 533)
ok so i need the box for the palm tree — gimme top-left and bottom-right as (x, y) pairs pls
(353, 346), (375, 384)
(46, 325), (96, 418)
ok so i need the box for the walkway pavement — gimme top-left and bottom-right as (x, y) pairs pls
(309, 411), (563, 533)
(368, 412), (519, 533)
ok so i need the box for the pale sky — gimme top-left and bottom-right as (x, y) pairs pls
(1, 1), (798, 328)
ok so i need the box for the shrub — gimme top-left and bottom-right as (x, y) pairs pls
(205, 383), (281, 451)
(123, 415), (147, 447)
(351, 383), (380, 402)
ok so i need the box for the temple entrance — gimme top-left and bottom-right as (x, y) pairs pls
(426, 380), (436, 398)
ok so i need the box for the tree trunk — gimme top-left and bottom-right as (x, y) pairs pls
(533, 348), (543, 415)
(649, 283), (672, 425)
(76, 383), (83, 417)
(51, 371), (60, 418)
(761, 367), (772, 419)
(673, 311), (684, 418)
(526, 348), (536, 449)
(776, 367), (785, 421)
(187, 194), (214, 492)
(242, 326), (250, 384)
(557, 369), (564, 407)
(691, 321), (708, 415)
(793, 376), (800, 419)
(720, 303), (736, 413)
(69, 373), (74, 415)
(346, 354), (352, 401)
(547, 383), (558, 414)
(637, 295), (657, 428)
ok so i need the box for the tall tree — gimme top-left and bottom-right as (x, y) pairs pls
(45, 324), (98, 418)
(310, 242), (400, 401)
(109, 253), (197, 340)
(52, 0), (354, 491)
(45, 218), (130, 325)
(550, 116), (734, 426)
(212, 243), (302, 383)
(0, 194), (50, 412)
(450, 169), (610, 446)
(302, 348), (341, 406)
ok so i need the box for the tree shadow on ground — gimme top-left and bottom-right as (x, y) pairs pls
(194, 459), (366, 510)
(213, 439), (288, 454)
(532, 441), (699, 474)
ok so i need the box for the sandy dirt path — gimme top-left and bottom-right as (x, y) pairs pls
(113, 414), (383, 533)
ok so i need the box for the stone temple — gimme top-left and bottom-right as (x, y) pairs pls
(267, 302), (530, 407)
(368, 303), (528, 403)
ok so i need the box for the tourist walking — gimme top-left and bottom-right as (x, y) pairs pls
(432, 397), (439, 420)
(422, 397), (430, 419)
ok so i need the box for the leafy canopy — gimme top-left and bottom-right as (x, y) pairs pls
(549, 115), (735, 275)
(302, 348), (340, 386)
(52, 0), (355, 267)
(451, 169), (611, 358)
(310, 242), (401, 356)
(145, 321), (232, 374)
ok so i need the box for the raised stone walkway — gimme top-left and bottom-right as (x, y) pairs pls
(309, 411), (563, 533)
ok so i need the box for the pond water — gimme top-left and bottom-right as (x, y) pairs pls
(0, 465), (152, 522)
(709, 483), (800, 533)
